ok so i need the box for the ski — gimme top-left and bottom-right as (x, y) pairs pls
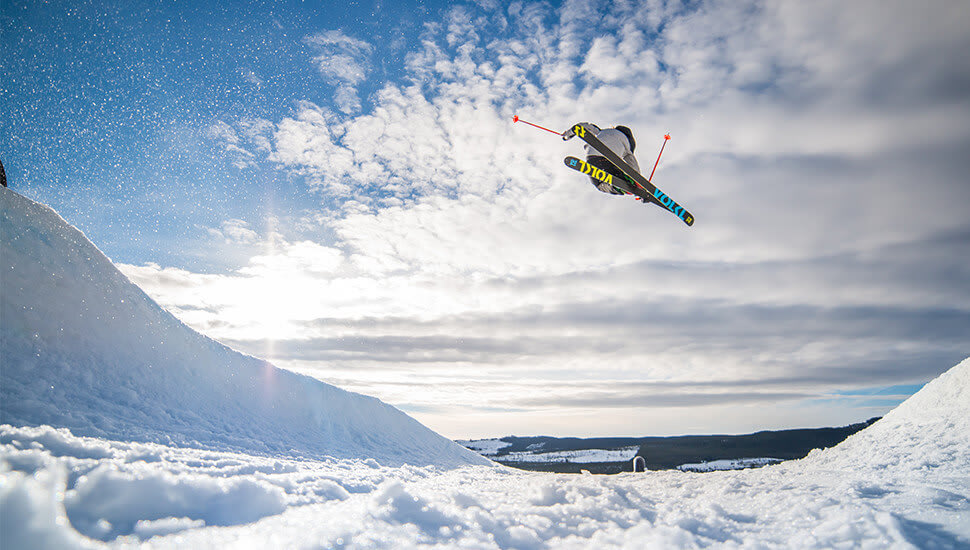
(564, 156), (657, 203)
(567, 122), (694, 227)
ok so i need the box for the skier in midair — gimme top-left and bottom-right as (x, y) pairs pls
(513, 115), (693, 225)
(562, 124), (639, 195)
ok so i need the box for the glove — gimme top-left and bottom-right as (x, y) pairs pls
(562, 122), (596, 140)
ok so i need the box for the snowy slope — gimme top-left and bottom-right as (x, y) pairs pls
(0, 188), (488, 468)
(801, 357), (970, 472)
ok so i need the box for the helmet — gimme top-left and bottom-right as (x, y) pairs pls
(614, 125), (635, 152)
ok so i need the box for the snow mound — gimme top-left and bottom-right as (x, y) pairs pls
(0, 188), (488, 468)
(802, 357), (970, 471)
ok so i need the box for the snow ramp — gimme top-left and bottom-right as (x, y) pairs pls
(0, 188), (489, 468)
(802, 357), (969, 472)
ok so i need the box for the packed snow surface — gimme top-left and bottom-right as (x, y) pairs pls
(2, 188), (969, 548)
(2, 357), (969, 548)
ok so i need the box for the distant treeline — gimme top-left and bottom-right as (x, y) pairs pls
(484, 418), (880, 474)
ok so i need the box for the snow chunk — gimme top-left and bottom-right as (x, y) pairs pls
(0, 466), (95, 550)
(64, 463), (287, 540)
(133, 517), (206, 539)
(370, 481), (461, 535)
(0, 425), (115, 460)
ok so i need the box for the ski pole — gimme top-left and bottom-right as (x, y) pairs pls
(512, 115), (561, 136)
(648, 134), (671, 181)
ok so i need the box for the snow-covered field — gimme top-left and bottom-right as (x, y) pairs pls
(457, 439), (641, 464)
(492, 447), (641, 464)
(2, 188), (969, 548)
(458, 438), (512, 457)
(677, 458), (783, 472)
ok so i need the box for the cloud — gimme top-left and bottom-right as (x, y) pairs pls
(305, 30), (375, 113)
(208, 219), (259, 245)
(241, 240), (345, 278)
(515, 390), (815, 410)
(134, 0), (970, 437)
(269, 103), (359, 193)
(206, 120), (273, 170)
(237, 118), (275, 153)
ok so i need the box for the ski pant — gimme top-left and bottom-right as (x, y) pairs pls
(585, 155), (627, 195)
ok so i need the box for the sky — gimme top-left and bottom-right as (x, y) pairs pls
(2, 0), (969, 439)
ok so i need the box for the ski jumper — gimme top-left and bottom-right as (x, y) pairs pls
(584, 127), (640, 194)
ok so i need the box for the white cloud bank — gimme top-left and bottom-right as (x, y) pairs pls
(138, 0), (970, 438)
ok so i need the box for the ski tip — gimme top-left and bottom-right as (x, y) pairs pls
(664, 134), (671, 140)
(512, 115), (519, 123)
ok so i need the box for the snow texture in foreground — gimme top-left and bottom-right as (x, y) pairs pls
(0, 188), (487, 469)
(1, 359), (968, 548)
